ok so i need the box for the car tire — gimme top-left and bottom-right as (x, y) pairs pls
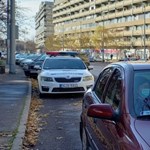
(24, 71), (30, 77)
(39, 93), (45, 98)
(82, 128), (91, 150)
(30, 75), (37, 80)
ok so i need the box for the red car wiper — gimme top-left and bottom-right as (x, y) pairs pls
(137, 115), (150, 119)
(137, 110), (150, 119)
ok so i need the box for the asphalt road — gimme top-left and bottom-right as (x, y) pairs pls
(33, 94), (83, 150)
(90, 61), (110, 79)
(32, 62), (109, 150)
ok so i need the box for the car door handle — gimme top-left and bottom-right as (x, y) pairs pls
(94, 118), (97, 123)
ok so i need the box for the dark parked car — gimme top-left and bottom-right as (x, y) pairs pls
(20, 53), (41, 67)
(23, 53), (48, 78)
(80, 61), (150, 150)
(15, 53), (29, 65)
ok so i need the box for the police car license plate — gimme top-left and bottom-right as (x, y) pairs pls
(60, 84), (78, 88)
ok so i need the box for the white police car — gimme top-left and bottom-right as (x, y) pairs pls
(37, 55), (94, 96)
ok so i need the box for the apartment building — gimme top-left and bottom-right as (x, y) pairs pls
(35, 1), (54, 49)
(53, 0), (150, 58)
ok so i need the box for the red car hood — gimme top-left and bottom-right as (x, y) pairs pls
(135, 119), (150, 147)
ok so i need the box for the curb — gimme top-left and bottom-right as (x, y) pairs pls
(11, 79), (31, 150)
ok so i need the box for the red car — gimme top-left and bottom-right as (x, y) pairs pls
(80, 61), (150, 150)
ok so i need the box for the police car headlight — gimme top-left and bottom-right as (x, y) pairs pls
(83, 76), (93, 81)
(41, 76), (53, 82)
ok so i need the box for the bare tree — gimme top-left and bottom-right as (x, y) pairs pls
(15, 3), (32, 39)
(25, 40), (36, 53)
(0, 0), (7, 38)
(0, 0), (32, 40)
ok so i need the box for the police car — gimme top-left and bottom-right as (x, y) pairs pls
(37, 55), (94, 96)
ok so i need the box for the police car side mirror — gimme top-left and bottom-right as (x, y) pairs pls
(88, 65), (94, 70)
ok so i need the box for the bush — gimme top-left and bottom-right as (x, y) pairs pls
(0, 60), (5, 66)
(0, 60), (5, 74)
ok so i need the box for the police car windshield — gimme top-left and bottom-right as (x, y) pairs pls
(43, 58), (86, 70)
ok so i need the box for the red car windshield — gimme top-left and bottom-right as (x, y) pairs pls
(134, 71), (150, 118)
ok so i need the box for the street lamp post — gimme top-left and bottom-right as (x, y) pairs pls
(143, 4), (146, 61)
(7, 0), (10, 65)
(9, 0), (16, 74)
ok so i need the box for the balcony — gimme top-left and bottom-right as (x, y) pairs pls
(123, 9), (132, 16)
(101, 0), (108, 3)
(53, 1), (92, 18)
(54, 9), (97, 24)
(115, 11), (123, 18)
(124, 0), (133, 7)
(134, 40), (145, 47)
(123, 30), (133, 36)
(115, 1), (123, 9)
(108, 3), (116, 11)
(53, 9), (71, 18)
(53, 0), (86, 12)
(133, 0), (145, 4)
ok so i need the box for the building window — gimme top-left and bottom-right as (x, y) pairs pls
(90, 5), (95, 10)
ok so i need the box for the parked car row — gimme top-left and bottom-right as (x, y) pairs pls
(16, 51), (91, 79)
(15, 53), (48, 78)
(16, 51), (95, 96)
(16, 53), (29, 65)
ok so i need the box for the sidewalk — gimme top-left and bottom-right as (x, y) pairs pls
(0, 65), (31, 150)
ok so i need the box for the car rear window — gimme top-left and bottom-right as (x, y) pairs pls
(43, 58), (86, 69)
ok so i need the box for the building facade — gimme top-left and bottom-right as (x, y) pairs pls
(53, 0), (150, 58)
(35, 1), (54, 49)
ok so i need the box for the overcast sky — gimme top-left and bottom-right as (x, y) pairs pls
(16, 0), (53, 40)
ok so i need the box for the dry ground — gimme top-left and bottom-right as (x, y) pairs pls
(22, 79), (48, 149)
